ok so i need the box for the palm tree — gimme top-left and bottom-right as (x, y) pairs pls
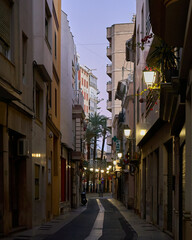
(88, 112), (103, 192)
(100, 116), (111, 161)
(85, 124), (94, 192)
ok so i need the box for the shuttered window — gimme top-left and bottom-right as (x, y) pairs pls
(0, 0), (11, 47)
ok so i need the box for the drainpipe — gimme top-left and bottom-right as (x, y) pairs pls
(179, 139), (183, 240)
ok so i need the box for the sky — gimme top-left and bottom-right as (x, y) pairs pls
(61, 0), (136, 117)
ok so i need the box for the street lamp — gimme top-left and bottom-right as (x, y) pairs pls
(123, 125), (131, 138)
(113, 160), (117, 165)
(140, 129), (146, 136)
(143, 69), (156, 86)
(117, 152), (122, 159)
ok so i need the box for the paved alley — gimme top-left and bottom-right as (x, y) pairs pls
(2, 194), (172, 240)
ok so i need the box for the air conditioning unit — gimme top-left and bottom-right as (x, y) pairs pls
(17, 139), (29, 157)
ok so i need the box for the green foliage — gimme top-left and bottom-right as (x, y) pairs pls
(86, 113), (111, 161)
(147, 37), (178, 74)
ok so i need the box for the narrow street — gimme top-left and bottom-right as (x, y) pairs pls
(46, 198), (136, 240)
(5, 194), (172, 240)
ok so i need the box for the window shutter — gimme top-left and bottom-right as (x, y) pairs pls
(0, 0), (11, 46)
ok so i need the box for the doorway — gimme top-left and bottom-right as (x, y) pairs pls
(0, 126), (3, 234)
(165, 139), (173, 233)
(9, 130), (26, 229)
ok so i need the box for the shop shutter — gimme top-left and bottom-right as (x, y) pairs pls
(0, 0), (11, 46)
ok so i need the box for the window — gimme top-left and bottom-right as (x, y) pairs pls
(22, 33), (28, 82)
(55, 88), (57, 117)
(36, 84), (43, 122)
(54, 32), (57, 59)
(0, 0), (11, 59)
(48, 82), (52, 108)
(35, 164), (40, 200)
(45, 1), (51, 48)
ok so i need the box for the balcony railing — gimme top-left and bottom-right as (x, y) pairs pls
(73, 90), (84, 109)
(106, 64), (112, 78)
(107, 118), (112, 128)
(106, 81), (112, 92)
(107, 100), (112, 112)
(146, 12), (152, 36)
(107, 46), (112, 60)
(107, 27), (112, 40)
(107, 135), (112, 146)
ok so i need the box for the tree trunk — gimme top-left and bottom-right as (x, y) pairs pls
(93, 136), (97, 192)
(86, 143), (90, 192)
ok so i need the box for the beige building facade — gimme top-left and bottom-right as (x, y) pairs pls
(128, 1), (192, 240)
(106, 23), (134, 203)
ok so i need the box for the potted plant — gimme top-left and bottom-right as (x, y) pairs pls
(147, 37), (179, 83)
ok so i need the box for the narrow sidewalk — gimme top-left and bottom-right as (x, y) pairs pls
(109, 198), (173, 240)
(0, 206), (86, 240)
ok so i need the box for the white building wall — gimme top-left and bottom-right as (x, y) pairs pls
(60, 11), (74, 149)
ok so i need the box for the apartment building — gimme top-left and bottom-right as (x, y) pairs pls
(0, 0), (33, 234)
(146, 1), (192, 240)
(45, 0), (61, 219)
(89, 72), (98, 116)
(60, 10), (75, 213)
(78, 65), (89, 119)
(106, 23), (134, 201)
(61, 10), (86, 211)
(124, 1), (192, 240)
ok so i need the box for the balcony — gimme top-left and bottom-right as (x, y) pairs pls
(73, 90), (84, 109)
(107, 27), (112, 41)
(106, 64), (112, 78)
(107, 118), (112, 128)
(106, 81), (112, 93)
(107, 135), (112, 146)
(107, 100), (112, 112)
(149, 0), (189, 47)
(107, 46), (112, 60)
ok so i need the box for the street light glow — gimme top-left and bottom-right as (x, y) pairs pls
(140, 129), (146, 136)
(113, 160), (117, 165)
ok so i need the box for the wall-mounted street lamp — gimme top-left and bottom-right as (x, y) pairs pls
(140, 129), (146, 136)
(123, 124), (131, 138)
(143, 69), (156, 86)
(113, 160), (117, 165)
(117, 152), (122, 159)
